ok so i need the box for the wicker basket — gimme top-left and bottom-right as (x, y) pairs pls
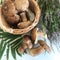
(0, 0), (40, 34)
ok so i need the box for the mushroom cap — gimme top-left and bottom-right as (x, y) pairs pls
(0, 0), (40, 34)
(2, 0), (20, 24)
(14, 0), (29, 11)
(18, 46), (24, 54)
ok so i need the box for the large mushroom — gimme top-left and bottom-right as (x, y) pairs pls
(27, 40), (51, 56)
(14, 0), (29, 11)
(2, 0), (20, 24)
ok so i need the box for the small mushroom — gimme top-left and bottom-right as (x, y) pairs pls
(14, 0), (29, 11)
(20, 12), (27, 22)
(18, 46), (24, 54)
(26, 9), (35, 22)
(38, 40), (51, 53)
(27, 45), (45, 56)
(23, 35), (33, 49)
(18, 43), (27, 54)
(17, 21), (32, 29)
(31, 27), (38, 44)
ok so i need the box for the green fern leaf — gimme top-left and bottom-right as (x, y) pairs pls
(6, 45), (9, 60)
(11, 47), (16, 60)
(0, 42), (6, 60)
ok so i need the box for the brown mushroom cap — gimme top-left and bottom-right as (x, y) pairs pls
(2, 0), (20, 24)
(38, 40), (51, 53)
(18, 46), (24, 54)
(22, 43), (28, 50)
(14, 0), (29, 11)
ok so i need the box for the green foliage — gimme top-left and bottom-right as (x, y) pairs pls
(0, 0), (2, 5)
(37, 0), (60, 50)
(6, 45), (9, 60)
(0, 29), (23, 60)
(11, 47), (16, 60)
(37, 0), (60, 35)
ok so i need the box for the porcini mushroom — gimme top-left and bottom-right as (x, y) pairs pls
(18, 46), (24, 54)
(17, 21), (32, 29)
(38, 40), (51, 53)
(31, 27), (47, 44)
(14, 0), (29, 11)
(18, 43), (28, 54)
(27, 45), (45, 56)
(31, 27), (38, 44)
(2, 0), (20, 24)
(23, 35), (33, 49)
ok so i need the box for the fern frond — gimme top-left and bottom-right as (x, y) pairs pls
(6, 45), (9, 60)
(11, 47), (16, 60)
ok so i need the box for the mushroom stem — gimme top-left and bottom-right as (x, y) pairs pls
(20, 12), (27, 22)
(38, 40), (51, 53)
(27, 46), (45, 56)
